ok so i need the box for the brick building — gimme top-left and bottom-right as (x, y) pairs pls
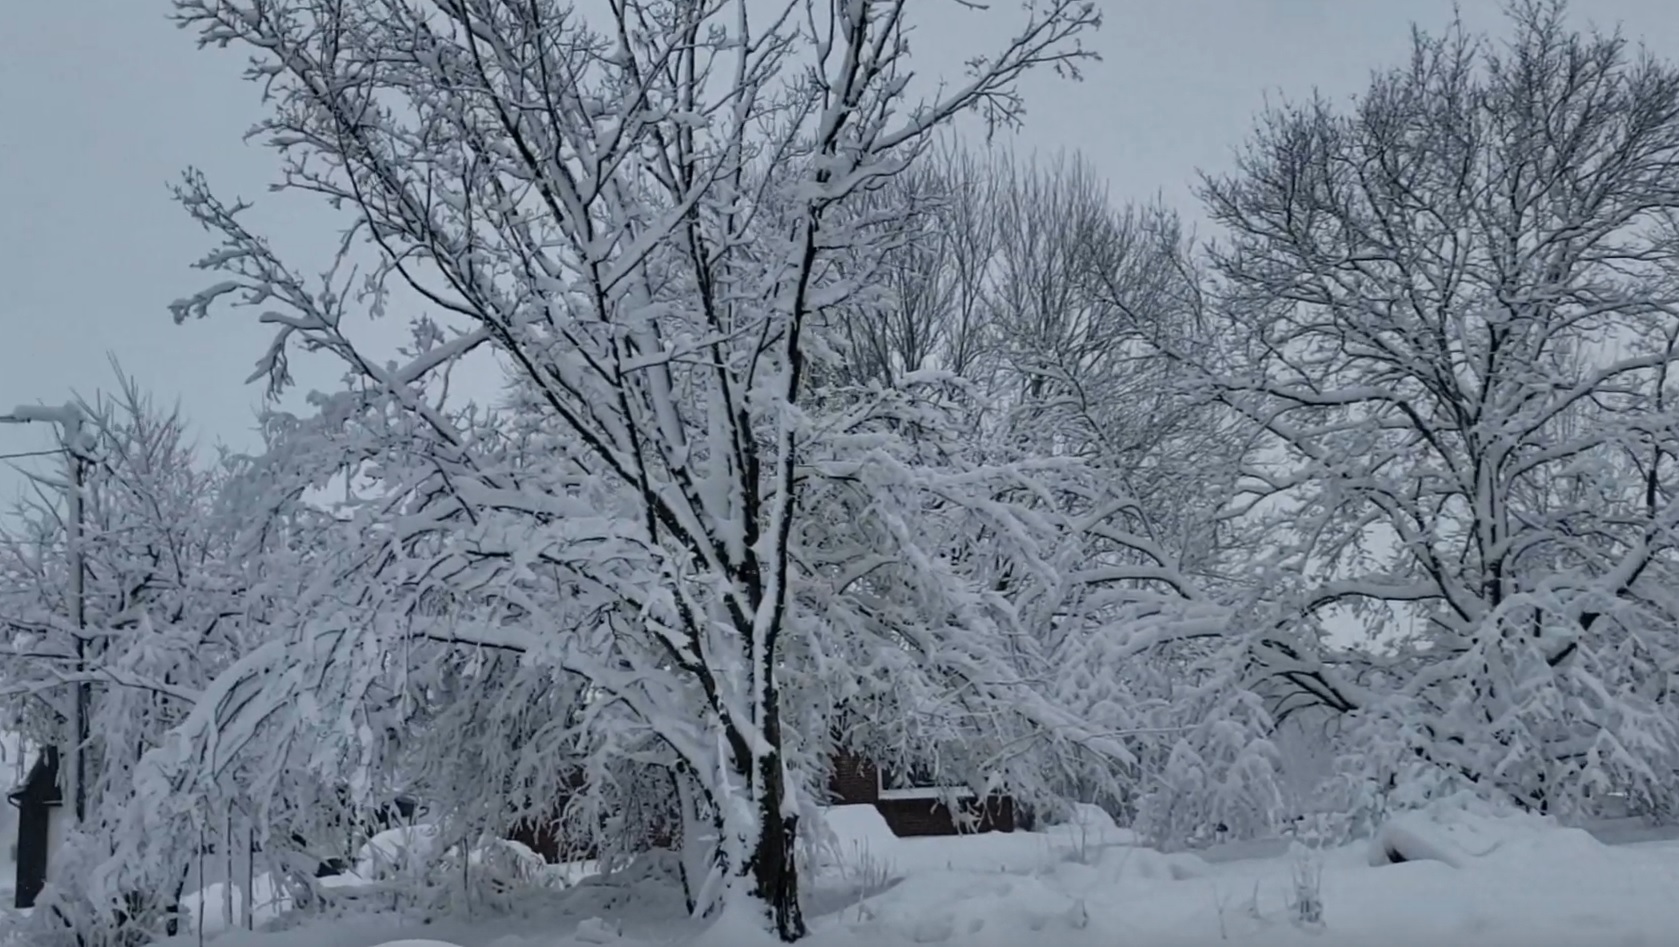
(508, 751), (1018, 864)
(827, 749), (1016, 836)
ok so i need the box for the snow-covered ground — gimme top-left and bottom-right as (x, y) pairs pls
(75, 801), (1679, 947)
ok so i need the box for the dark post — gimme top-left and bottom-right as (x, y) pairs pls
(7, 746), (64, 909)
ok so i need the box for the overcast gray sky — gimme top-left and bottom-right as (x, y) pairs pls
(2, 0), (1677, 499)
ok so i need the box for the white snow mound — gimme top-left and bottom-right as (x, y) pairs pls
(819, 805), (899, 852)
(1066, 802), (1117, 832)
(815, 804), (902, 874)
(1369, 800), (1604, 868)
(844, 870), (1091, 943)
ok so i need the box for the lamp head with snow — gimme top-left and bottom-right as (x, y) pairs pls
(0, 404), (83, 427)
(0, 404), (91, 461)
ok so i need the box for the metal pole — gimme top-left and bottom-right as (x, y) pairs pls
(66, 415), (88, 825)
(1, 406), (90, 823)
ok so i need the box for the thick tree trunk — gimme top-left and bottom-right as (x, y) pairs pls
(714, 682), (805, 940)
(754, 631), (805, 942)
(715, 753), (804, 942)
(710, 771), (804, 941)
(748, 752), (804, 941)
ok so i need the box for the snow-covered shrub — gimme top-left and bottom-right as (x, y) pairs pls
(1133, 689), (1283, 850)
(833, 844), (897, 923)
(1306, 706), (1487, 844)
(445, 837), (552, 913)
(1287, 841), (1324, 929)
(17, 827), (190, 947)
(355, 824), (445, 881)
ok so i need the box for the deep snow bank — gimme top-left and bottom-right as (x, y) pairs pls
(1368, 798), (1605, 869)
(133, 800), (1679, 947)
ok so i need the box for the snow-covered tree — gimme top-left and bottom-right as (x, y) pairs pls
(141, 0), (1110, 938)
(830, 146), (1233, 577)
(1192, 1), (1679, 819)
(0, 369), (263, 941)
(823, 137), (1323, 846)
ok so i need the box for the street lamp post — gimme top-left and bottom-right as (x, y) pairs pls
(0, 405), (90, 824)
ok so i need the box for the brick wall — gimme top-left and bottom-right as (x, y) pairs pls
(875, 794), (1016, 837)
(828, 750), (881, 804)
(507, 816), (592, 863)
(508, 752), (1016, 861)
(826, 750), (1018, 837)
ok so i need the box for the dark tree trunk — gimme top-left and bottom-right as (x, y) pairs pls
(756, 640), (805, 942)
(719, 662), (805, 941)
(749, 752), (805, 942)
